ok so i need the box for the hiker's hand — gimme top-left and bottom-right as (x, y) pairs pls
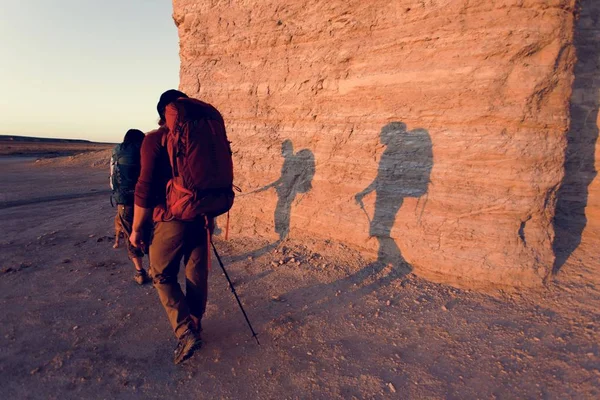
(354, 193), (364, 205)
(129, 230), (143, 249)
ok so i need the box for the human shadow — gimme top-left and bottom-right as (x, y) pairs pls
(355, 122), (433, 272)
(253, 139), (315, 241)
(552, 0), (599, 273)
(226, 140), (315, 263)
(276, 122), (433, 328)
(225, 241), (280, 264)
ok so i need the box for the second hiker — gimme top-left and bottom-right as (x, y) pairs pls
(110, 128), (151, 285)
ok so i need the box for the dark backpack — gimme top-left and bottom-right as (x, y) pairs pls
(110, 143), (142, 205)
(162, 98), (234, 221)
(293, 149), (315, 194)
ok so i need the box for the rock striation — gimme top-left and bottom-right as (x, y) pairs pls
(172, 0), (586, 287)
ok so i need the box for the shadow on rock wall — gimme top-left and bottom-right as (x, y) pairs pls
(553, 0), (599, 273)
(255, 139), (315, 241)
(355, 122), (433, 274)
(231, 122), (433, 287)
(229, 139), (315, 261)
(273, 122), (433, 325)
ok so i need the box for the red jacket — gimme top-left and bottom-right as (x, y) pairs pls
(134, 126), (170, 213)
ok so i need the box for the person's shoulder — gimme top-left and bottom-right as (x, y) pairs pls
(142, 127), (167, 149)
(146, 126), (168, 139)
(145, 126), (167, 136)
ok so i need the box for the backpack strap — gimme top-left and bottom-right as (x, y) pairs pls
(160, 128), (167, 147)
(225, 211), (230, 241)
(164, 102), (183, 178)
(205, 215), (212, 272)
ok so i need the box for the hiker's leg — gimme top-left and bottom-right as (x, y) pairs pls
(113, 212), (121, 248)
(120, 205), (146, 271)
(371, 194), (403, 237)
(150, 221), (194, 338)
(132, 256), (143, 271)
(274, 195), (291, 240)
(182, 221), (209, 332)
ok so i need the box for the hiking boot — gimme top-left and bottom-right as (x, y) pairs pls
(173, 329), (202, 365)
(134, 269), (150, 285)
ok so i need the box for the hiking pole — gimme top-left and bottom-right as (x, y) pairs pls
(210, 240), (260, 345)
(357, 198), (372, 225)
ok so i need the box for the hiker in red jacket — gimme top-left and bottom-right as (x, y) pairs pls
(130, 89), (234, 364)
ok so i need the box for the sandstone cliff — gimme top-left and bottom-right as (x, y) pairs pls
(172, 0), (582, 287)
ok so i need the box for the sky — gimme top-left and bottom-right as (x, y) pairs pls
(0, 0), (180, 143)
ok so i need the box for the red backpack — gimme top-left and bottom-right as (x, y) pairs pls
(162, 97), (234, 221)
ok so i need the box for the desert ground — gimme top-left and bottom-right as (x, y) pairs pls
(0, 149), (599, 399)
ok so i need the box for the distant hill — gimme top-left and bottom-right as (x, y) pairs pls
(0, 135), (114, 157)
(0, 135), (95, 144)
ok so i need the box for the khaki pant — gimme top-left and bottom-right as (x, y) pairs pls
(150, 220), (209, 339)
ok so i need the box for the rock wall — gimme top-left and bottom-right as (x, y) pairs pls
(553, 0), (600, 275)
(172, 0), (579, 287)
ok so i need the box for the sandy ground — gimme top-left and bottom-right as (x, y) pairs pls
(0, 154), (599, 399)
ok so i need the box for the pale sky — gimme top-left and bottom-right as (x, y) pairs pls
(0, 0), (179, 143)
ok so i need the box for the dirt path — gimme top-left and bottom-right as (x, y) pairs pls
(0, 190), (111, 209)
(0, 158), (598, 399)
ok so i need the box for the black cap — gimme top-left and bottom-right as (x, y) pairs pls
(157, 89), (188, 121)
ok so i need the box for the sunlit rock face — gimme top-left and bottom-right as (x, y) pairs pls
(172, 0), (584, 287)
